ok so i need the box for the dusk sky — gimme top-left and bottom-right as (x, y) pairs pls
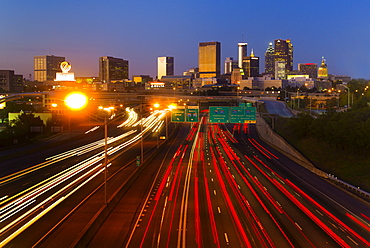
(0, 0), (369, 80)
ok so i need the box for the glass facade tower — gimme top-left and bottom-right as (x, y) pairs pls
(34, 55), (65, 82)
(198, 41), (221, 78)
(99, 56), (129, 83)
(157, 56), (174, 79)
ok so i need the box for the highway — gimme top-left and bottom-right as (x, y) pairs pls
(1, 106), (369, 247)
(89, 118), (370, 247)
(0, 108), (170, 247)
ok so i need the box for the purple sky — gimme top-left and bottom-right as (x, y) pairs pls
(0, 0), (369, 80)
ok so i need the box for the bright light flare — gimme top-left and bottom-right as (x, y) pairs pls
(64, 92), (88, 110)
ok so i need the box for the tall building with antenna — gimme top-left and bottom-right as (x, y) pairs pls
(264, 42), (275, 75)
(242, 49), (260, 78)
(274, 39), (293, 72)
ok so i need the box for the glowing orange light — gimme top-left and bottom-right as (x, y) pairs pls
(64, 92), (88, 110)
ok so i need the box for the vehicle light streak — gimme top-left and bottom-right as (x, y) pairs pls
(194, 139), (202, 247)
(346, 213), (370, 232)
(1, 108), (166, 244)
(210, 147), (252, 247)
(202, 156), (220, 247)
(85, 125), (100, 134)
(248, 138), (279, 159)
(178, 126), (200, 248)
(214, 137), (275, 247)
(117, 108), (138, 128)
(275, 180), (351, 248)
(250, 147), (369, 247)
(214, 126), (299, 247)
(286, 179), (370, 247)
(361, 213), (370, 221)
(0, 160), (109, 246)
(0, 155), (103, 223)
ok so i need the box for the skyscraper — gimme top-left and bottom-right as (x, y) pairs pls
(34, 55), (65, 82)
(274, 39), (293, 72)
(238, 43), (248, 69)
(224, 57), (238, 74)
(99, 56), (129, 83)
(298, 63), (318, 78)
(275, 61), (286, 79)
(198, 41), (221, 78)
(264, 42), (275, 75)
(157, 56), (174, 79)
(0, 70), (23, 92)
(242, 49), (259, 78)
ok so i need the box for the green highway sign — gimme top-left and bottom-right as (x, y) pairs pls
(209, 106), (230, 123)
(209, 105), (256, 123)
(186, 106), (199, 122)
(171, 107), (186, 122)
(230, 107), (246, 123)
(244, 107), (256, 123)
(239, 102), (252, 107)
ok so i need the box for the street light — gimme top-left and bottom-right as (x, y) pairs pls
(64, 92), (89, 137)
(153, 103), (160, 148)
(64, 92), (111, 205)
(98, 105), (115, 205)
(64, 92), (88, 111)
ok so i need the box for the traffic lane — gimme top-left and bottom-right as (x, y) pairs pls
(234, 125), (370, 246)
(262, 100), (294, 117)
(5, 123), (163, 247)
(202, 128), (246, 247)
(208, 125), (262, 246)
(221, 124), (349, 246)
(5, 147), (141, 248)
(214, 127), (317, 247)
(120, 125), (192, 248)
(246, 124), (370, 234)
(0, 125), (137, 200)
(0, 118), (129, 181)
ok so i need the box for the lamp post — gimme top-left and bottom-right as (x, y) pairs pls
(64, 92), (113, 205)
(153, 103), (160, 148)
(98, 106), (114, 205)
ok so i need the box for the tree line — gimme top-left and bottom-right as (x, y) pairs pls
(282, 79), (370, 155)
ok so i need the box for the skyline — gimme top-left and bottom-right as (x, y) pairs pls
(0, 0), (369, 80)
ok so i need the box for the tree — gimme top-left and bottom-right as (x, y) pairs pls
(286, 113), (314, 139)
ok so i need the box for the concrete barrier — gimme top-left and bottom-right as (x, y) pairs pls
(255, 115), (328, 178)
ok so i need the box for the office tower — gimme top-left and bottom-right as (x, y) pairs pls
(238, 43), (248, 69)
(224, 57), (238, 74)
(274, 39), (293, 72)
(264, 42), (275, 74)
(275, 61), (286, 79)
(318, 57), (328, 79)
(242, 49), (260, 78)
(198, 41), (221, 78)
(157, 56), (174, 79)
(0, 70), (23, 92)
(34, 55), (65, 82)
(99, 56), (129, 83)
(298, 63), (318, 78)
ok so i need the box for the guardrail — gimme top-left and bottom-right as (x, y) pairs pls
(327, 174), (370, 200)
